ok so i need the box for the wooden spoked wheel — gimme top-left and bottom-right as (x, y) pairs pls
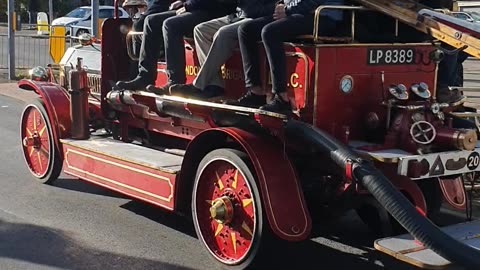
(20, 99), (62, 184)
(192, 148), (264, 269)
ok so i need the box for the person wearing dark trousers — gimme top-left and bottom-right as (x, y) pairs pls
(163, 0), (278, 99)
(131, 0), (171, 59)
(229, 0), (344, 114)
(419, 0), (466, 104)
(116, 0), (236, 91)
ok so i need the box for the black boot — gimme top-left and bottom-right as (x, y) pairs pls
(116, 76), (152, 90)
(146, 83), (172, 95)
(225, 91), (266, 108)
(259, 94), (292, 115)
(436, 87), (466, 104)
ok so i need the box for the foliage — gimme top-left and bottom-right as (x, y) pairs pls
(0, 0), (78, 22)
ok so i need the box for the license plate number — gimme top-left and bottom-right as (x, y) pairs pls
(367, 48), (415, 65)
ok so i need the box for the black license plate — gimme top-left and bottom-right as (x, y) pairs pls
(367, 48), (416, 65)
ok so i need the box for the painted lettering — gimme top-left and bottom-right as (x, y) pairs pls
(290, 73), (299, 88)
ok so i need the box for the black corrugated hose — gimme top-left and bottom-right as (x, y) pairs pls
(284, 119), (480, 269)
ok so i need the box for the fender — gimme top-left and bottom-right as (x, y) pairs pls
(376, 163), (427, 213)
(18, 79), (71, 156)
(180, 128), (312, 242)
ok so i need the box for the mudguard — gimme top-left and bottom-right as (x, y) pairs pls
(376, 163), (428, 213)
(181, 128), (312, 242)
(18, 79), (71, 156)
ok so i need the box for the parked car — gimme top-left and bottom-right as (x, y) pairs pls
(451, 11), (480, 23)
(51, 6), (130, 36)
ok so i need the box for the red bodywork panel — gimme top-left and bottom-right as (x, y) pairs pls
(154, 42), (435, 142)
(18, 80), (72, 155)
(315, 45), (435, 139)
(62, 143), (176, 210)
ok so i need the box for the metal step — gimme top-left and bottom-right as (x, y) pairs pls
(61, 136), (184, 174)
(374, 219), (480, 269)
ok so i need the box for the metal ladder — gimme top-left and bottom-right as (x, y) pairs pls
(353, 0), (480, 59)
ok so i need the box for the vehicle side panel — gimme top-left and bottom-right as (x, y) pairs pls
(63, 143), (176, 210)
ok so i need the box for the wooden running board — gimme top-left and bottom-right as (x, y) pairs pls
(374, 219), (480, 269)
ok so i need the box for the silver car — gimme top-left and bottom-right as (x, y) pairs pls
(51, 5), (130, 36)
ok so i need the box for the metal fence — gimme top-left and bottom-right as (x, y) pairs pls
(0, 24), (74, 76)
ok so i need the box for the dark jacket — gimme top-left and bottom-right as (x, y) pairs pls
(133, 0), (171, 31)
(238, 0), (278, 18)
(144, 0), (171, 16)
(284, 0), (343, 18)
(184, 0), (237, 15)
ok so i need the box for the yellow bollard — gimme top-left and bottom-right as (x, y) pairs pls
(37, 12), (49, 35)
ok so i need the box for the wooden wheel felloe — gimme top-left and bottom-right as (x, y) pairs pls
(20, 99), (62, 184)
(192, 149), (264, 269)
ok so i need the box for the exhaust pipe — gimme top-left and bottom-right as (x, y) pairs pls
(284, 119), (480, 269)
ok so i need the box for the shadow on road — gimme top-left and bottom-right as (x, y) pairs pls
(0, 218), (196, 270)
(119, 200), (422, 269)
(120, 200), (198, 238)
(52, 177), (127, 199)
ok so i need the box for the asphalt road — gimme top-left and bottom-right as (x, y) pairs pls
(0, 93), (477, 270)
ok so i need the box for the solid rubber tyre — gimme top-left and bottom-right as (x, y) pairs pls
(192, 148), (265, 269)
(20, 98), (62, 184)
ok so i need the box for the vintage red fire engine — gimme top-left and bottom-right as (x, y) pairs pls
(16, 0), (480, 269)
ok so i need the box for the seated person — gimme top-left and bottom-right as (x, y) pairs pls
(158, 0), (278, 98)
(131, 0), (172, 59)
(229, 0), (344, 114)
(116, 0), (236, 90)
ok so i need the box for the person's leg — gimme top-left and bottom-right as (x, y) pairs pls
(193, 16), (231, 67)
(436, 44), (465, 103)
(163, 11), (213, 86)
(229, 16), (273, 107)
(168, 16), (233, 98)
(193, 18), (251, 90)
(260, 14), (323, 113)
(116, 10), (176, 90)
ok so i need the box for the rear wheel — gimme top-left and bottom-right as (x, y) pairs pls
(416, 178), (443, 218)
(20, 99), (62, 184)
(356, 196), (404, 237)
(192, 148), (264, 269)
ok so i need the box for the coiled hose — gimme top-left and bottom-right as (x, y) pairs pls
(284, 119), (480, 269)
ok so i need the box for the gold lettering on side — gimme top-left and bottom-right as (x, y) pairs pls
(185, 65), (199, 76)
(290, 73), (299, 88)
(221, 65), (243, 80)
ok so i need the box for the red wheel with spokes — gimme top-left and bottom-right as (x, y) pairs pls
(192, 148), (264, 269)
(20, 99), (62, 184)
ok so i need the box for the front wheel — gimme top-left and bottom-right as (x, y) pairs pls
(192, 148), (264, 269)
(20, 99), (62, 184)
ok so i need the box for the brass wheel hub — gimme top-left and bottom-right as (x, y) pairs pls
(210, 196), (234, 224)
(23, 133), (41, 148)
